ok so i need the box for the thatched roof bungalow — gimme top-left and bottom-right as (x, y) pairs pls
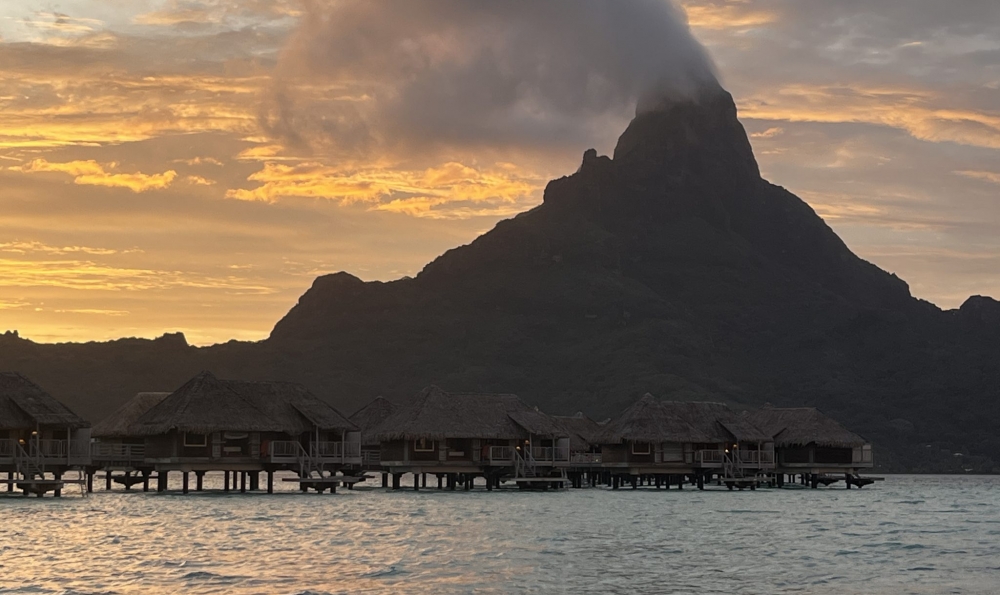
(0, 372), (90, 468)
(747, 407), (873, 471)
(597, 395), (775, 476)
(90, 392), (169, 467)
(129, 371), (360, 471)
(374, 386), (569, 476)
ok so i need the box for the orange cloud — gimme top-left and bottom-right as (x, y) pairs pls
(954, 170), (1000, 185)
(12, 159), (177, 192)
(682, 2), (777, 30)
(226, 160), (542, 218)
(741, 85), (1000, 149)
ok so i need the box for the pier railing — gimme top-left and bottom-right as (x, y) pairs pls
(91, 443), (146, 463)
(488, 446), (514, 463)
(695, 450), (725, 467)
(530, 446), (571, 463)
(361, 448), (381, 466)
(738, 449), (775, 468)
(313, 441), (362, 461)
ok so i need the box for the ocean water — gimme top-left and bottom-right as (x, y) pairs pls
(1, 474), (998, 595)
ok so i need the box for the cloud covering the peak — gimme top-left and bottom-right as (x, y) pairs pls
(261, 0), (718, 160)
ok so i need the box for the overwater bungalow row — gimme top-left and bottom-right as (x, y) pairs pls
(371, 386), (571, 490)
(90, 371), (362, 493)
(0, 373), (91, 496)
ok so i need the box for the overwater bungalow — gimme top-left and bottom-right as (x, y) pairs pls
(0, 372), (91, 496)
(747, 407), (874, 488)
(597, 395), (774, 489)
(349, 396), (396, 472)
(597, 394), (713, 489)
(374, 386), (570, 490)
(657, 400), (775, 482)
(124, 371), (361, 493)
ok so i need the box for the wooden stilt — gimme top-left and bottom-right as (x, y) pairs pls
(182, 472), (190, 494)
(267, 471), (274, 494)
(437, 474), (444, 489)
(158, 470), (168, 492)
(421, 473), (427, 488)
(392, 473), (401, 490)
(105, 470), (112, 491)
(381, 473), (388, 488)
(413, 473), (420, 491)
(196, 471), (204, 491)
(124, 470), (132, 491)
(142, 470), (150, 492)
(240, 471), (246, 493)
(224, 470), (230, 492)
(54, 471), (62, 498)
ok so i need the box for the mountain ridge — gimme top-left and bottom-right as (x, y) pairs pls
(3, 85), (998, 473)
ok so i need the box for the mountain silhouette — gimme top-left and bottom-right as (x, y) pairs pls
(3, 83), (998, 472)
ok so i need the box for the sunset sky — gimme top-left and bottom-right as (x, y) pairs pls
(2, 0), (999, 345)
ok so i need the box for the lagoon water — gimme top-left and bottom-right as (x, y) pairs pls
(1, 474), (998, 595)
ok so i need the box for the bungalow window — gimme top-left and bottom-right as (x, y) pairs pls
(413, 438), (435, 452)
(184, 433), (208, 447)
(631, 441), (651, 455)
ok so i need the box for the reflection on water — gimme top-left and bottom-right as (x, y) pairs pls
(1, 475), (998, 594)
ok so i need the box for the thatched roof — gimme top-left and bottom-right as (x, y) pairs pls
(350, 397), (395, 445)
(0, 372), (89, 430)
(658, 401), (772, 443)
(598, 395), (714, 444)
(129, 371), (357, 436)
(553, 413), (605, 451)
(374, 386), (567, 441)
(748, 407), (867, 448)
(92, 392), (170, 438)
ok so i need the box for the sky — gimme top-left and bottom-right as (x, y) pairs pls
(1, 0), (999, 345)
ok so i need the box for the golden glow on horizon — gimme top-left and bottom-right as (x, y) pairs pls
(1, 0), (998, 344)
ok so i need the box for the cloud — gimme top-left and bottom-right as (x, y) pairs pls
(185, 175), (216, 186)
(954, 170), (1000, 185)
(262, 0), (717, 160)
(226, 160), (541, 218)
(0, 241), (123, 256)
(751, 127), (785, 139)
(11, 159), (178, 192)
(0, 257), (275, 293)
(681, 2), (777, 30)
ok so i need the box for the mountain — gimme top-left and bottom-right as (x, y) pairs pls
(3, 83), (998, 472)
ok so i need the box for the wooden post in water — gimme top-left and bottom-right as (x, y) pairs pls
(86, 472), (94, 493)
(104, 471), (112, 491)
(381, 473), (388, 488)
(392, 473), (401, 490)
(421, 473), (427, 489)
(158, 470), (168, 492)
(266, 471), (274, 494)
(142, 470), (150, 492)
(196, 471), (204, 491)
(413, 473), (420, 491)
(182, 472), (189, 494)
(697, 474), (705, 490)
(845, 473), (851, 489)
(240, 471), (246, 493)
(224, 470), (230, 493)
(53, 471), (62, 498)
(437, 474), (443, 490)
